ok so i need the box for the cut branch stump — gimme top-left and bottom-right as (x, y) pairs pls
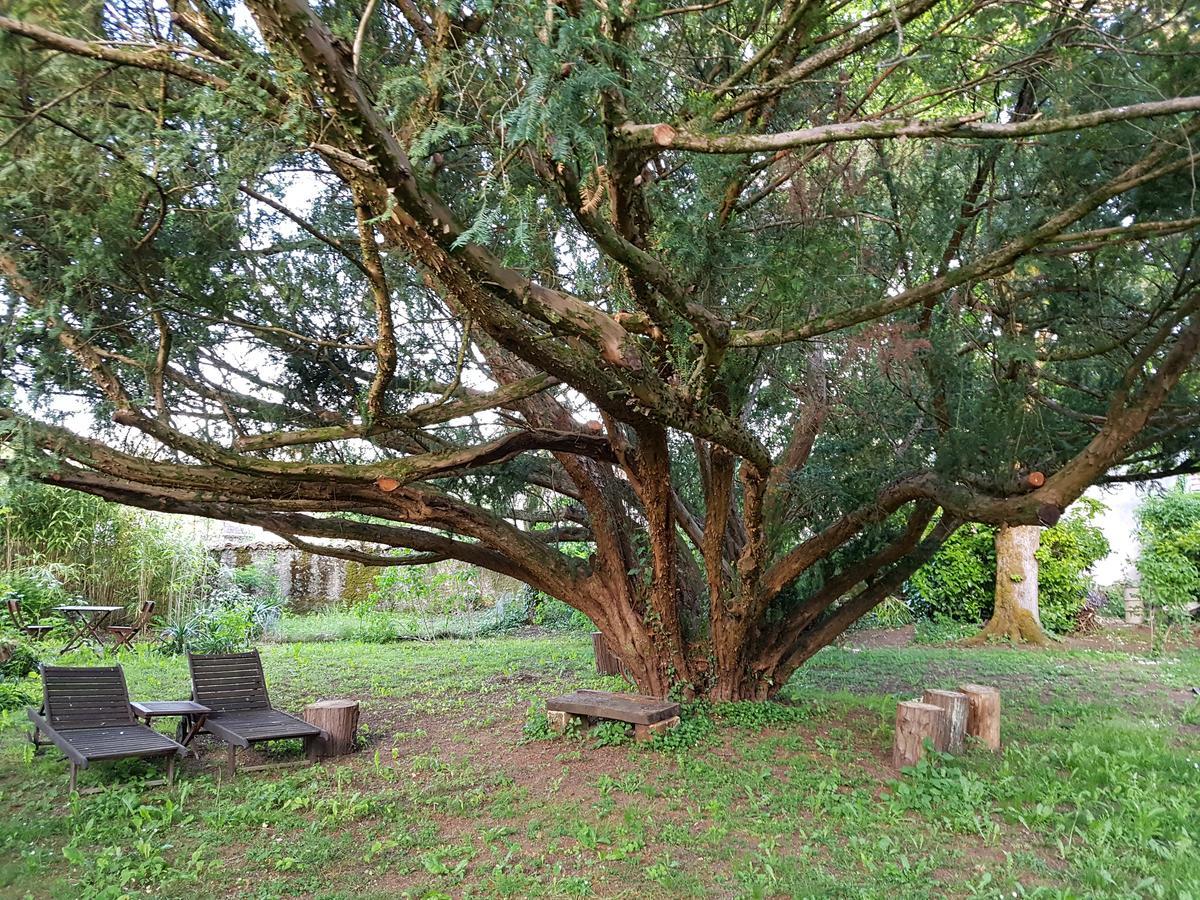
(921, 689), (969, 754)
(303, 699), (359, 758)
(958, 684), (1001, 750)
(893, 700), (946, 768)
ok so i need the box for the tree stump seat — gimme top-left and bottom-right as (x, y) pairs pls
(546, 690), (680, 741)
(302, 699), (360, 758)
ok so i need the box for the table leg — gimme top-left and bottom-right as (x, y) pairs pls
(84, 611), (115, 655)
(180, 714), (207, 754)
(58, 614), (89, 655)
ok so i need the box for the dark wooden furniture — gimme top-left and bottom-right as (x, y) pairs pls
(6, 598), (53, 641)
(53, 605), (124, 655)
(106, 600), (157, 650)
(130, 700), (210, 752)
(546, 689), (681, 741)
(187, 651), (325, 777)
(28, 665), (186, 794)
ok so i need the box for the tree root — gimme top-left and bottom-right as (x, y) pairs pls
(966, 606), (1050, 647)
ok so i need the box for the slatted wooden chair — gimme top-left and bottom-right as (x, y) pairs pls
(6, 597), (52, 641)
(27, 665), (186, 793)
(105, 600), (157, 649)
(187, 651), (324, 777)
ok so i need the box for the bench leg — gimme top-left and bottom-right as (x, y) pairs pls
(166, 754), (176, 787)
(226, 745), (236, 779)
(547, 710), (569, 734)
(68, 763), (77, 795)
(634, 716), (680, 742)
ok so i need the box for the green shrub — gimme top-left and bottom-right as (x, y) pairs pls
(0, 675), (39, 712)
(0, 636), (39, 680)
(0, 564), (72, 626)
(160, 565), (282, 654)
(530, 594), (592, 631)
(1136, 485), (1200, 614)
(906, 504), (1109, 632)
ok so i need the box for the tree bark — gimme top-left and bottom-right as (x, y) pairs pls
(970, 524), (1049, 645)
(921, 689), (969, 754)
(303, 700), (360, 757)
(958, 684), (1001, 750)
(894, 701), (947, 767)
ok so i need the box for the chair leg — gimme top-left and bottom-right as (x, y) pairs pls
(68, 763), (77, 795)
(226, 745), (236, 779)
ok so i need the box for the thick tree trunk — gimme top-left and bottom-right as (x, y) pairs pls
(970, 524), (1049, 645)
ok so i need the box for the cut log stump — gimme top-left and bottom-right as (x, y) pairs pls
(922, 689), (969, 754)
(893, 700), (946, 768)
(958, 684), (1001, 750)
(303, 699), (360, 758)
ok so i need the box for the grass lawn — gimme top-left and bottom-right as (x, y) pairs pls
(2, 631), (1199, 898)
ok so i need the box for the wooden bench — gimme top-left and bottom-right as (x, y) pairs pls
(546, 689), (680, 741)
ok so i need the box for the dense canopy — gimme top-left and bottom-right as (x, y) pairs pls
(1, 0), (1198, 697)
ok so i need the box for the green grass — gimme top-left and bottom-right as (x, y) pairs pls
(2, 633), (1198, 898)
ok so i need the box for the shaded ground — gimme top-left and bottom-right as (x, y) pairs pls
(1, 631), (1198, 898)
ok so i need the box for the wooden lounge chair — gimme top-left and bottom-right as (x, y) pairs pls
(187, 651), (324, 777)
(27, 665), (186, 794)
(106, 600), (156, 649)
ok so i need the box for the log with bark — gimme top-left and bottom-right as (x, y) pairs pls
(893, 700), (947, 767)
(303, 699), (360, 757)
(957, 684), (1001, 750)
(921, 689), (969, 754)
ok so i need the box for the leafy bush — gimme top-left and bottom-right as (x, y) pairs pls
(159, 565), (282, 654)
(268, 594), (529, 644)
(0, 564), (72, 627)
(0, 635), (42, 712)
(529, 593), (593, 631)
(1136, 485), (1200, 614)
(906, 504), (1109, 633)
(0, 636), (39, 680)
(368, 564), (483, 639)
(0, 676), (39, 712)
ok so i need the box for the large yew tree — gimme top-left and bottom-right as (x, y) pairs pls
(1, 0), (1199, 698)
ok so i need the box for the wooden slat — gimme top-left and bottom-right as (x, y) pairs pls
(189, 650), (272, 712)
(546, 690), (680, 725)
(41, 666), (134, 729)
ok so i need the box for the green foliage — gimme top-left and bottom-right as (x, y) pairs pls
(1136, 484), (1200, 613)
(528, 592), (593, 632)
(907, 506), (1110, 632)
(0, 479), (212, 621)
(0, 634), (41, 711)
(159, 565), (282, 655)
(0, 675), (39, 712)
(270, 593), (529, 644)
(0, 564), (71, 626)
(0, 635), (39, 680)
(368, 565), (485, 640)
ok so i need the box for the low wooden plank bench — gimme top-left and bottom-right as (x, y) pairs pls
(546, 689), (680, 741)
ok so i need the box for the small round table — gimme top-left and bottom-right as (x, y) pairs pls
(130, 701), (211, 753)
